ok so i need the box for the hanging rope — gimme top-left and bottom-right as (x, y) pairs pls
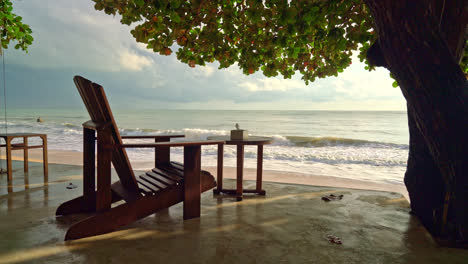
(2, 49), (6, 135)
(0, 46), (6, 173)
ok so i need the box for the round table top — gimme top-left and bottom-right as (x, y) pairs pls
(207, 136), (274, 145)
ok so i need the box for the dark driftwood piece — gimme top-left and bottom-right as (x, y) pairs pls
(56, 76), (223, 240)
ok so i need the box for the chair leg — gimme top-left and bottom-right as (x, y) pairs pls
(83, 128), (96, 205)
(65, 188), (183, 240)
(96, 130), (112, 212)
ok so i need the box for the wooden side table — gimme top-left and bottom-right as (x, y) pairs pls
(0, 133), (48, 182)
(207, 136), (273, 201)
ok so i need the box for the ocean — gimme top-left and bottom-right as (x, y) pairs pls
(0, 108), (409, 185)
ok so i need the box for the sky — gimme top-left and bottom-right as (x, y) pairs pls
(3, 0), (406, 111)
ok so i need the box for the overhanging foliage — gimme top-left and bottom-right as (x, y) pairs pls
(94, 0), (378, 84)
(0, 0), (33, 53)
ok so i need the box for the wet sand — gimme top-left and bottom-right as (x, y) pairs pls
(1, 158), (467, 263)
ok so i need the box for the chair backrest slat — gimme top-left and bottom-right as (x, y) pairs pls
(74, 76), (140, 195)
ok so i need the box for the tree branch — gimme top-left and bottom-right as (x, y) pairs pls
(366, 41), (387, 68)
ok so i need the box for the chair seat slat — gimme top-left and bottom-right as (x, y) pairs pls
(152, 167), (183, 181)
(146, 171), (178, 186)
(137, 179), (159, 194)
(140, 174), (169, 190)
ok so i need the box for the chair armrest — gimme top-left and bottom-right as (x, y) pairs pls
(121, 134), (185, 139)
(121, 140), (224, 148)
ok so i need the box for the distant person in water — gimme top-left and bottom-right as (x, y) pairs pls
(37, 117), (43, 123)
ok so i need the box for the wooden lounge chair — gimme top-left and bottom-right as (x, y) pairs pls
(56, 76), (223, 240)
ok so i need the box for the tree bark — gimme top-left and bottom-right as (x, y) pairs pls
(404, 105), (445, 233)
(365, 0), (468, 246)
(368, 43), (447, 233)
(404, 0), (467, 238)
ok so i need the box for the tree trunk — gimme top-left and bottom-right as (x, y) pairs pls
(404, 105), (445, 234)
(403, 0), (467, 238)
(365, 0), (468, 246)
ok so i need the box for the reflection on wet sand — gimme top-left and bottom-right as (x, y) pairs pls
(0, 160), (49, 212)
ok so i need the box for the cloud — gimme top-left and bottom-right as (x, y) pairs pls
(192, 65), (215, 77)
(9, 0), (144, 72)
(225, 64), (244, 76)
(6, 0), (406, 110)
(119, 50), (153, 71)
(241, 78), (305, 92)
(330, 65), (398, 100)
(136, 43), (154, 54)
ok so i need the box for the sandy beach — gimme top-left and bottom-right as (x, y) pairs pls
(6, 143), (468, 264)
(2, 150), (468, 263)
(2, 148), (409, 200)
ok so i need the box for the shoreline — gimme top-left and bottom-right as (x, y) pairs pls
(1, 149), (409, 200)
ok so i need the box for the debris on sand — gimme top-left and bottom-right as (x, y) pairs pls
(321, 194), (344, 202)
(66, 182), (77, 189)
(327, 234), (343, 245)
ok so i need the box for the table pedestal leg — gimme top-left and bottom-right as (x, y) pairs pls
(155, 138), (170, 167)
(236, 145), (244, 201)
(23, 137), (29, 173)
(183, 145), (201, 220)
(213, 143), (223, 194)
(42, 136), (48, 177)
(6, 138), (12, 182)
(256, 145), (266, 195)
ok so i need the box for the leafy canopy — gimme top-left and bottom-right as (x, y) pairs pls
(93, 0), (376, 84)
(0, 0), (33, 53)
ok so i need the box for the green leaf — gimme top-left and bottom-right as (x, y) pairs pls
(134, 0), (144, 7)
(170, 12), (181, 23)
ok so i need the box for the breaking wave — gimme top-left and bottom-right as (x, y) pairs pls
(283, 136), (408, 149)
